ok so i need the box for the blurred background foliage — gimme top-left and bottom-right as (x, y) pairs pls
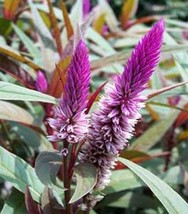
(0, 0), (188, 213)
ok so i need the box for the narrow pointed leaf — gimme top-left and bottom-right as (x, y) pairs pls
(69, 162), (97, 203)
(148, 81), (188, 99)
(175, 103), (188, 127)
(60, 0), (74, 39)
(98, 0), (119, 31)
(90, 45), (188, 71)
(70, 0), (83, 29)
(93, 13), (106, 34)
(0, 81), (57, 104)
(28, 0), (55, 50)
(118, 157), (188, 214)
(48, 56), (71, 97)
(47, 0), (63, 57)
(86, 81), (107, 113)
(0, 46), (43, 71)
(120, 0), (138, 27)
(12, 24), (41, 63)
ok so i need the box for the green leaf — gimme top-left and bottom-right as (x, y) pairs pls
(0, 81), (57, 104)
(87, 27), (123, 73)
(12, 24), (42, 65)
(41, 186), (64, 213)
(28, 0), (55, 50)
(103, 169), (143, 195)
(103, 191), (158, 209)
(12, 123), (52, 151)
(118, 157), (188, 214)
(0, 100), (34, 125)
(0, 146), (44, 202)
(35, 151), (63, 185)
(130, 111), (179, 151)
(70, 0), (83, 29)
(98, 0), (119, 31)
(69, 162), (97, 203)
(1, 189), (26, 214)
(164, 32), (188, 89)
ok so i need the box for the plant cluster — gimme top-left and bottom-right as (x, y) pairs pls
(0, 0), (188, 214)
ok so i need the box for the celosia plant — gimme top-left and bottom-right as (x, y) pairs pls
(46, 19), (165, 212)
(1, 1), (188, 213)
(80, 19), (165, 190)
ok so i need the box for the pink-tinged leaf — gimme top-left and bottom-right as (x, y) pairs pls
(148, 81), (188, 99)
(25, 187), (42, 214)
(0, 53), (35, 89)
(0, 46), (43, 71)
(48, 57), (71, 98)
(123, 15), (159, 30)
(174, 103), (188, 127)
(86, 81), (107, 114)
(3, 0), (21, 20)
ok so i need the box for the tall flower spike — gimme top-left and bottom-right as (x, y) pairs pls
(48, 40), (90, 144)
(80, 19), (165, 189)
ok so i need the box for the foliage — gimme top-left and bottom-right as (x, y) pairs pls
(0, 0), (188, 213)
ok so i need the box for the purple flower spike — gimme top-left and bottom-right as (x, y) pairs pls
(35, 71), (48, 93)
(48, 40), (90, 144)
(80, 19), (165, 189)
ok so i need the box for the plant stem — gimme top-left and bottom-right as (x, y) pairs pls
(83, 195), (90, 214)
(68, 144), (77, 176)
(63, 142), (72, 214)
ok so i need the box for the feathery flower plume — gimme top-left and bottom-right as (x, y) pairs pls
(48, 41), (90, 144)
(80, 19), (165, 189)
(35, 71), (48, 93)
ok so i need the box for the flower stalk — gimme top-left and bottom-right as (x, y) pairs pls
(79, 19), (165, 190)
(48, 19), (165, 213)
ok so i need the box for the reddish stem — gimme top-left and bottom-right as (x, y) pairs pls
(63, 142), (73, 214)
